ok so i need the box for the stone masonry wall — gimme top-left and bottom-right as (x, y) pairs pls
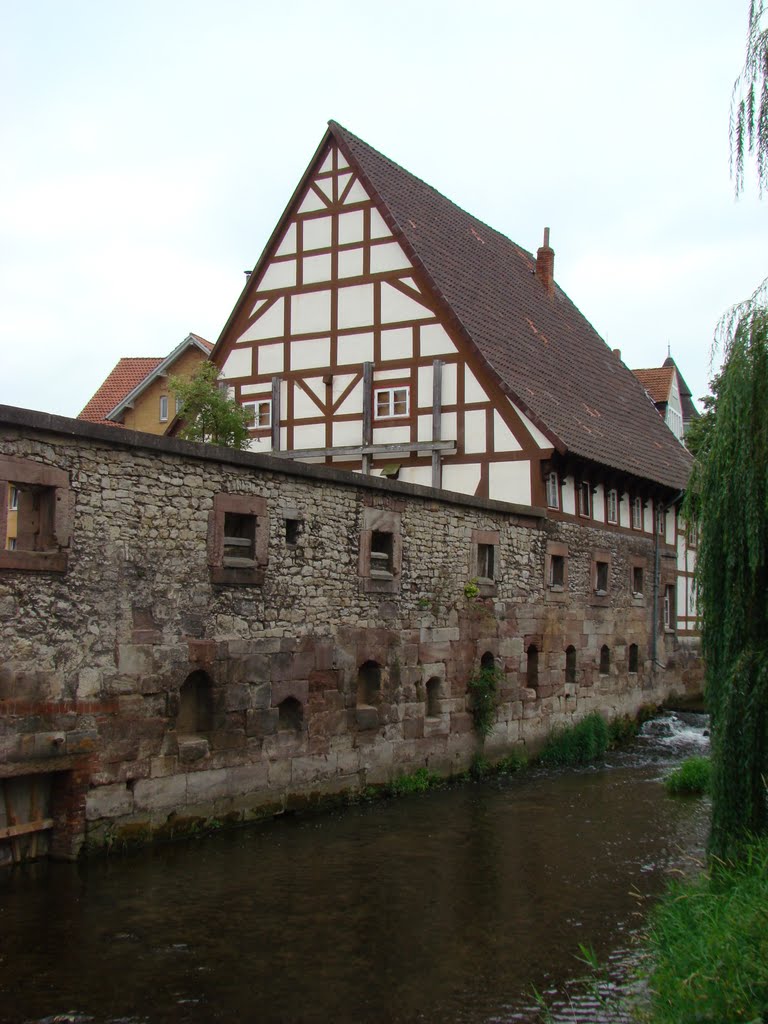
(0, 409), (701, 858)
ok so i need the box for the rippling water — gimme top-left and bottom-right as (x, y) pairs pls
(0, 712), (709, 1024)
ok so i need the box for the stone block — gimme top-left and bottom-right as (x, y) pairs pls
(291, 754), (334, 787)
(271, 679), (309, 707)
(186, 767), (229, 803)
(133, 774), (187, 813)
(227, 763), (269, 796)
(224, 683), (251, 712)
(402, 717), (424, 740)
(65, 729), (99, 755)
(271, 650), (315, 682)
(450, 711), (474, 735)
(355, 707), (379, 731)
(246, 709), (278, 736)
(117, 644), (154, 678)
(177, 737), (210, 764)
(86, 783), (134, 821)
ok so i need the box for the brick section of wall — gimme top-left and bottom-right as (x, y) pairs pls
(0, 413), (701, 857)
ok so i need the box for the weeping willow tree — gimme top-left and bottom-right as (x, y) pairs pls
(687, 300), (768, 860)
(731, 0), (768, 196)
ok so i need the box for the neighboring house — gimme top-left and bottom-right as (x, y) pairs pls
(632, 356), (700, 443)
(78, 334), (213, 433)
(210, 121), (691, 529)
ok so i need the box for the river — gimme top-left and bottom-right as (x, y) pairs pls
(0, 712), (709, 1024)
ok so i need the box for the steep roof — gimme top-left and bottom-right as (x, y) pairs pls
(327, 122), (692, 491)
(78, 357), (163, 426)
(633, 366), (674, 405)
(663, 355), (700, 424)
(104, 334), (212, 423)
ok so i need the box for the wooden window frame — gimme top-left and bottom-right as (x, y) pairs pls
(577, 480), (591, 518)
(545, 471), (560, 510)
(159, 395), (169, 423)
(631, 495), (644, 531)
(591, 549), (612, 606)
(471, 529), (499, 596)
(374, 386), (410, 420)
(359, 507), (402, 594)
(545, 540), (568, 601)
(207, 493), (268, 586)
(606, 488), (618, 525)
(243, 399), (272, 430)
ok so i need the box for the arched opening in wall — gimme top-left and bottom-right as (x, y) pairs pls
(599, 645), (610, 676)
(480, 651), (495, 673)
(565, 645), (577, 684)
(526, 645), (539, 689)
(177, 671), (214, 735)
(425, 677), (441, 718)
(278, 697), (303, 731)
(628, 644), (639, 674)
(357, 661), (381, 707)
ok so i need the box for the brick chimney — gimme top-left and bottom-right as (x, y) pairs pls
(535, 227), (555, 297)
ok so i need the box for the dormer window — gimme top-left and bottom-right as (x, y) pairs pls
(545, 471), (560, 510)
(606, 488), (618, 525)
(631, 496), (643, 530)
(578, 481), (591, 518)
(374, 387), (409, 419)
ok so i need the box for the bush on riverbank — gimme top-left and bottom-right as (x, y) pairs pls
(640, 836), (768, 1023)
(537, 712), (611, 767)
(664, 756), (711, 796)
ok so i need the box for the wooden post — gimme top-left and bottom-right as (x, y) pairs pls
(271, 377), (281, 452)
(431, 359), (443, 489)
(362, 362), (373, 476)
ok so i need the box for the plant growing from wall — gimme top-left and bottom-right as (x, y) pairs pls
(170, 361), (252, 450)
(468, 663), (501, 738)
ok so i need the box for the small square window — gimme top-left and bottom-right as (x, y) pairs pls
(632, 565), (644, 596)
(208, 493), (268, 586)
(374, 386), (409, 419)
(546, 471), (560, 510)
(159, 395), (169, 422)
(578, 481), (591, 518)
(285, 518), (300, 546)
(606, 488), (618, 525)
(243, 400), (271, 429)
(477, 543), (495, 581)
(0, 459), (71, 573)
(223, 512), (257, 566)
(595, 560), (609, 594)
(549, 554), (565, 587)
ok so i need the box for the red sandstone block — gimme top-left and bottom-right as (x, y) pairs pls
(450, 712), (474, 734)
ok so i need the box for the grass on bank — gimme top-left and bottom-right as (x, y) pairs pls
(639, 836), (768, 1024)
(663, 755), (711, 796)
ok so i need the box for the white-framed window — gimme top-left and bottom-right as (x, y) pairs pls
(8, 484), (18, 511)
(664, 584), (676, 630)
(243, 400), (272, 429)
(545, 471), (559, 509)
(175, 396), (183, 415)
(578, 481), (591, 518)
(606, 488), (618, 525)
(374, 386), (409, 419)
(159, 395), (169, 422)
(631, 496), (643, 530)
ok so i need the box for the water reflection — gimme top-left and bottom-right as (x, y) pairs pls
(0, 714), (709, 1024)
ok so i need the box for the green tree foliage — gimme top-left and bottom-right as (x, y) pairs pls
(169, 361), (252, 450)
(731, 0), (768, 195)
(689, 306), (768, 859)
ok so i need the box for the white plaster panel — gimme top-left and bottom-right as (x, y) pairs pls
(241, 298), (284, 342)
(343, 179), (370, 204)
(302, 217), (332, 251)
(442, 463), (481, 497)
(396, 466), (433, 487)
(251, 298), (267, 318)
(275, 223), (297, 256)
(221, 347), (252, 379)
(315, 176), (334, 202)
(289, 336), (330, 371)
(333, 420), (363, 447)
(337, 172), (352, 197)
(561, 476), (575, 516)
(337, 151), (350, 170)
(337, 331), (373, 365)
(417, 366), (433, 407)
(417, 413), (433, 442)
(373, 368), (408, 381)
(338, 284), (374, 330)
(256, 343), (284, 376)
(241, 384), (271, 396)
(465, 366), (488, 404)
(492, 410), (522, 453)
(381, 327), (413, 360)
(258, 260), (296, 291)
(643, 505), (653, 533)
(370, 241), (411, 273)
(441, 363), (458, 406)
(372, 426), (410, 445)
(304, 376), (326, 403)
(292, 385), (322, 421)
(336, 382), (363, 416)
(592, 484), (605, 523)
(489, 461), (531, 505)
(420, 323), (456, 356)
(665, 512), (674, 545)
(248, 435), (273, 453)
(303, 253), (332, 284)
(440, 411), (457, 441)
(687, 549), (696, 573)
(291, 291), (331, 335)
(402, 276), (421, 292)
(331, 373), (356, 399)
(509, 400), (551, 450)
(381, 283), (433, 323)
(280, 426), (288, 450)
(677, 577), (687, 628)
(293, 423), (326, 450)
(298, 190), (327, 215)
(370, 207), (391, 239)
(319, 151), (333, 173)
(463, 409), (487, 454)
(338, 248), (364, 279)
(338, 210), (364, 245)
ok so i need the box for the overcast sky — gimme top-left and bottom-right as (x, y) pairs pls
(2, 0), (765, 418)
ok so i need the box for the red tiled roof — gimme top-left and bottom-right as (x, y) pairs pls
(78, 358), (163, 425)
(329, 122), (692, 491)
(189, 334), (214, 352)
(632, 366), (674, 405)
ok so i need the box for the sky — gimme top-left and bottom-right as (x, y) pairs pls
(2, 0), (766, 419)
